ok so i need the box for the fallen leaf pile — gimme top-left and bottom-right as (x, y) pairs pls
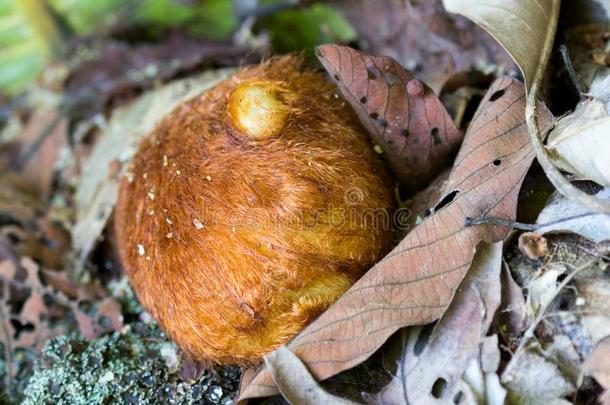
(0, 174), (122, 357)
(239, 75), (554, 401)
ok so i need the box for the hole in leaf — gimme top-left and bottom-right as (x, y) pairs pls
(431, 127), (441, 145)
(369, 112), (379, 120)
(431, 378), (448, 398)
(333, 74), (341, 81)
(489, 89), (505, 101)
(43, 293), (55, 306)
(454, 391), (463, 403)
(493, 159), (502, 166)
(10, 319), (34, 339)
(78, 300), (93, 315)
(367, 65), (381, 80)
(401, 128), (409, 137)
(434, 190), (459, 212)
(360, 96), (367, 104)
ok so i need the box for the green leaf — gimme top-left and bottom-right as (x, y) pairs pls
(0, 0), (46, 95)
(265, 3), (356, 53)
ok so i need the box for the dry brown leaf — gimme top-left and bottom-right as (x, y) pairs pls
(375, 241), (503, 404)
(407, 169), (451, 218)
(0, 254), (123, 350)
(0, 173), (68, 269)
(65, 32), (250, 119)
(13, 108), (68, 198)
(496, 261), (527, 340)
(317, 44), (463, 191)
(238, 77), (553, 402)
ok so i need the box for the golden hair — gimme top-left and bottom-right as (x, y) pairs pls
(115, 56), (395, 364)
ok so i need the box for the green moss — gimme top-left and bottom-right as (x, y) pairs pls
(22, 324), (240, 404)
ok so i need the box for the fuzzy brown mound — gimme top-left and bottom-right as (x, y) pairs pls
(115, 56), (395, 365)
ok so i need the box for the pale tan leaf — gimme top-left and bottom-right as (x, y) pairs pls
(546, 100), (610, 188)
(501, 349), (574, 405)
(264, 346), (358, 405)
(442, 0), (560, 91)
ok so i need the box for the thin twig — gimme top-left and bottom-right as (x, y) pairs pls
(559, 44), (583, 96)
(504, 259), (598, 376)
(11, 112), (63, 171)
(464, 212), (602, 231)
(0, 287), (13, 393)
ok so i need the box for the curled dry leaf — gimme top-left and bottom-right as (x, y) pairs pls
(375, 242), (503, 405)
(238, 77), (554, 402)
(496, 261), (527, 340)
(442, 0), (560, 91)
(442, 0), (610, 215)
(316, 44), (463, 192)
(501, 348), (574, 405)
(545, 99), (610, 188)
(264, 346), (358, 405)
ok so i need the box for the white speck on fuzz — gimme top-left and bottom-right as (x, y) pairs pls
(193, 219), (204, 229)
(137, 244), (145, 256)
